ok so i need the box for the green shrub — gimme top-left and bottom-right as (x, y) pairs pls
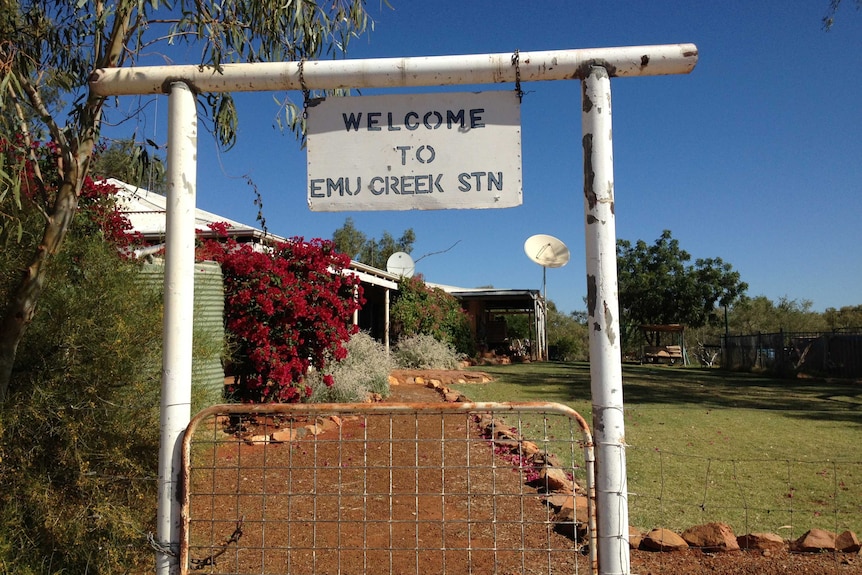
(390, 276), (474, 356)
(0, 142), (224, 573)
(547, 302), (589, 362)
(306, 331), (395, 403)
(0, 230), (164, 574)
(393, 333), (461, 370)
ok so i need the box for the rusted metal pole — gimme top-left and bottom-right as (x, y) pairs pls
(157, 81), (198, 575)
(582, 66), (630, 575)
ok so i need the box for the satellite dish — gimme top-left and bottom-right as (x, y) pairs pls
(525, 235), (570, 361)
(524, 234), (570, 269)
(386, 251), (415, 277)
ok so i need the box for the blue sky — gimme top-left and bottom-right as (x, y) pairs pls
(118, 2), (861, 315)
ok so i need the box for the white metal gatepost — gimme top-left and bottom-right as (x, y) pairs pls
(90, 44), (698, 575)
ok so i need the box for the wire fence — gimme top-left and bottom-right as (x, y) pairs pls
(626, 446), (862, 541)
(180, 402), (597, 575)
(172, 399), (862, 575)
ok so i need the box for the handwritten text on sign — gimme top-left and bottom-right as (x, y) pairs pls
(306, 91), (522, 211)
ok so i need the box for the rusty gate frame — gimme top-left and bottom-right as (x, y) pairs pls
(180, 401), (597, 575)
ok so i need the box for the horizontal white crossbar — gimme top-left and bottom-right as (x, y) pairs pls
(90, 44), (697, 96)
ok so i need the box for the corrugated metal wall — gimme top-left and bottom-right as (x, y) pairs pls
(141, 261), (225, 395)
(723, 330), (862, 378)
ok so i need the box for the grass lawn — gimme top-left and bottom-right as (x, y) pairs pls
(450, 362), (862, 538)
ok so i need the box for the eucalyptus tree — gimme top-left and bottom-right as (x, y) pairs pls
(0, 0), (374, 399)
(823, 0), (862, 29)
(332, 217), (416, 268)
(90, 138), (168, 194)
(728, 296), (828, 335)
(616, 230), (748, 348)
(824, 304), (862, 330)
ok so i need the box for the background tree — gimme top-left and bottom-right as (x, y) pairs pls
(728, 296), (828, 334)
(547, 306), (590, 361)
(824, 304), (862, 330)
(90, 138), (167, 194)
(332, 217), (416, 268)
(616, 230), (747, 352)
(0, 0), (374, 400)
(332, 217), (368, 261)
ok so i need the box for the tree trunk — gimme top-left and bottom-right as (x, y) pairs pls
(0, 174), (82, 401)
(0, 2), (131, 400)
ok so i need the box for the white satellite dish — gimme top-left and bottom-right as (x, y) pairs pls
(524, 234), (570, 269)
(386, 251), (415, 277)
(525, 235), (571, 360)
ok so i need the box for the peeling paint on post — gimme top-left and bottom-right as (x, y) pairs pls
(582, 65), (630, 575)
(582, 133), (598, 210)
(586, 274), (598, 317)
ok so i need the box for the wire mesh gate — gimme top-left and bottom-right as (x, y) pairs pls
(180, 402), (596, 575)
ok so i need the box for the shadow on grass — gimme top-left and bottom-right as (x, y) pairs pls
(470, 362), (862, 426)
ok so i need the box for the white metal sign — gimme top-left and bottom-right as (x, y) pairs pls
(306, 91), (522, 211)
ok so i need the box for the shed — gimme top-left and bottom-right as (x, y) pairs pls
(435, 286), (547, 361)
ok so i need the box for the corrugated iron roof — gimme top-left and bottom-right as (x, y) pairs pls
(108, 178), (278, 242)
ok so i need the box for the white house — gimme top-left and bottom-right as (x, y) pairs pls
(109, 178), (546, 360)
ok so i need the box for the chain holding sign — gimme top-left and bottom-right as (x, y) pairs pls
(306, 91), (522, 211)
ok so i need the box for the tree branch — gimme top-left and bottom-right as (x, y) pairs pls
(414, 240), (461, 263)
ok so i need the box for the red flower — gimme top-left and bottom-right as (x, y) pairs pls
(195, 232), (362, 403)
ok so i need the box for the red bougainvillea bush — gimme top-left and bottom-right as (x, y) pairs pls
(198, 225), (364, 403)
